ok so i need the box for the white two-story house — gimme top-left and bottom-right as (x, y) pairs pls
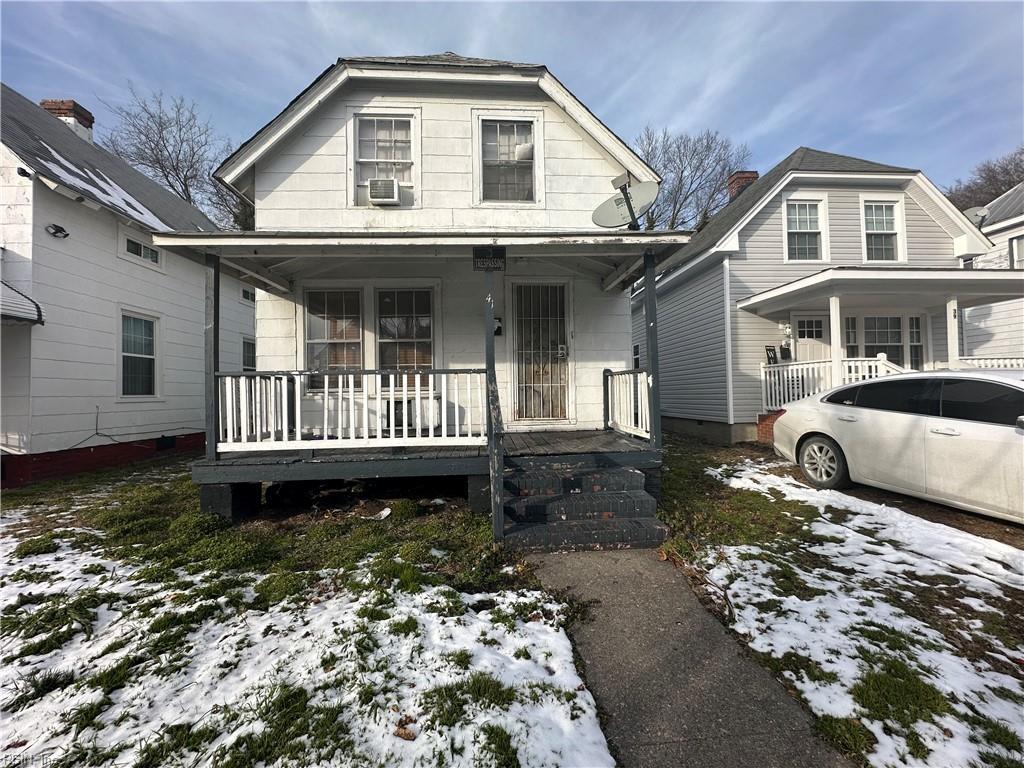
(154, 53), (690, 551)
(631, 147), (1021, 443)
(0, 84), (254, 485)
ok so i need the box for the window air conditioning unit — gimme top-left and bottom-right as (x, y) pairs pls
(368, 178), (400, 205)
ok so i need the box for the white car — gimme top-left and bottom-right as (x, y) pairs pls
(773, 371), (1024, 523)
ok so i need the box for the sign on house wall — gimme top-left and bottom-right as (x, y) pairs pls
(472, 246), (507, 271)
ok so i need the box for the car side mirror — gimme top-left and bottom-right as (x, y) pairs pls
(1018, 416), (1024, 430)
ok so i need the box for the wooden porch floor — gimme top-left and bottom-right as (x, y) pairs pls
(192, 430), (659, 485)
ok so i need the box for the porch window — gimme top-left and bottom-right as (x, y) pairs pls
(305, 290), (362, 389)
(786, 202), (821, 261)
(482, 120), (534, 202)
(844, 317), (858, 358)
(377, 289), (433, 376)
(121, 313), (156, 396)
(863, 316), (903, 366)
(864, 203), (898, 261)
(355, 117), (412, 204)
(242, 337), (256, 372)
(909, 316), (924, 370)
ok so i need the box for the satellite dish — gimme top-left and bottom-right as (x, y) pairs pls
(964, 206), (990, 226)
(592, 181), (659, 228)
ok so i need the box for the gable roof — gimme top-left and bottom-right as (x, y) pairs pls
(1, 83), (215, 233)
(982, 181), (1024, 230)
(663, 147), (917, 268)
(215, 52), (658, 194)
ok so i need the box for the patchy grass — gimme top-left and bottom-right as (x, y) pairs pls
(13, 533), (60, 558)
(421, 672), (517, 728)
(479, 724), (521, 768)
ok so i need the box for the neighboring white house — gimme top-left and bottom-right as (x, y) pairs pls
(155, 53), (690, 550)
(962, 181), (1024, 358)
(0, 83), (255, 484)
(631, 147), (1022, 443)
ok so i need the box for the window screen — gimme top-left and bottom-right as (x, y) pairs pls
(855, 379), (939, 415)
(940, 379), (1024, 427)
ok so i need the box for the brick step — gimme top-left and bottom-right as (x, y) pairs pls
(502, 517), (669, 553)
(505, 490), (656, 523)
(503, 467), (646, 497)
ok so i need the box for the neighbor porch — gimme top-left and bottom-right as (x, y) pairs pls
(738, 266), (1024, 409)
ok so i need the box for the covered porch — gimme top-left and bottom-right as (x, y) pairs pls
(738, 267), (1024, 410)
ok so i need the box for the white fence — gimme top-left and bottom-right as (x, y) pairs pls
(605, 369), (652, 439)
(960, 356), (1024, 369)
(217, 369), (488, 452)
(761, 355), (905, 411)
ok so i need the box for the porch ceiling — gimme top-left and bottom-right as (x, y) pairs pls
(737, 267), (1024, 316)
(152, 229), (691, 293)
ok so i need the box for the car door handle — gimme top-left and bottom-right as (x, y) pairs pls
(930, 427), (961, 437)
(837, 415), (857, 422)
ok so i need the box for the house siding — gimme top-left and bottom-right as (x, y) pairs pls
(18, 183), (253, 455)
(962, 225), (1024, 358)
(255, 257), (631, 431)
(254, 82), (625, 232)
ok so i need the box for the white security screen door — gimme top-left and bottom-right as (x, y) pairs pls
(794, 315), (831, 361)
(513, 284), (569, 420)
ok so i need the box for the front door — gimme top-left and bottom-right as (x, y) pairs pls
(793, 315), (830, 361)
(512, 283), (569, 420)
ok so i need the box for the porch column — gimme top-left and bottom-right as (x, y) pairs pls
(642, 250), (662, 451)
(829, 295), (843, 386)
(204, 253), (220, 461)
(946, 296), (960, 369)
(483, 270), (503, 541)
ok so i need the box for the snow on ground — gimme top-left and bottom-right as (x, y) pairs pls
(1, 513), (612, 766)
(703, 459), (1024, 768)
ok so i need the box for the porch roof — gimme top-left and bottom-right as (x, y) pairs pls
(152, 229), (692, 293)
(737, 267), (1024, 316)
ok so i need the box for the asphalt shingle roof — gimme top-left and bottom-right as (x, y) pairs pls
(983, 181), (1024, 229)
(664, 147), (918, 266)
(341, 52), (543, 70)
(1, 83), (215, 233)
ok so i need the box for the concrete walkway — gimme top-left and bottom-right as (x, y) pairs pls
(531, 550), (850, 768)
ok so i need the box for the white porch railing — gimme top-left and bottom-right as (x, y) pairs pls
(761, 355), (905, 411)
(960, 356), (1024, 369)
(605, 369), (652, 439)
(217, 369), (488, 452)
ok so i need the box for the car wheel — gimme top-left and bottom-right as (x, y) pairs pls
(798, 435), (850, 490)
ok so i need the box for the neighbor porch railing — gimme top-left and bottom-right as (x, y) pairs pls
(760, 354), (905, 411)
(216, 369), (488, 452)
(960, 356), (1024, 369)
(604, 368), (652, 440)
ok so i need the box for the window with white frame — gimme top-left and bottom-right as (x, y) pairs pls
(377, 289), (433, 378)
(796, 319), (824, 339)
(481, 120), (535, 202)
(125, 236), (160, 265)
(908, 316), (924, 370)
(786, 202), (822, 260)
(355, 116), (412, 205)
(864, 202), (899, 261)
(305, 290), (362, 389)
(844, 317), (858, 358)
(241, 285), (256, 303)
(121, 313), (156, 396)
(242, 337), (256, 371)
(632, 343), (641, 370)
(864, 316), (903, 366)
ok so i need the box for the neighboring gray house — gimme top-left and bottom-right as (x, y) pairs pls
(962, 182), (1024, 359)
(0, 83), (255, 484)
(631, 147), (1020, 443)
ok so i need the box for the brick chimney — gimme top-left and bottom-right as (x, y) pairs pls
(727, 170), (759, 201)
(40, 99), (94, 143)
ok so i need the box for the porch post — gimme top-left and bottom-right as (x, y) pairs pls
(204, 253), (221, 461)
(946, 296), (960, 369)
(642, 250), (662, 451)
(829, 295), (843, 386)
(484, 270), (504, 542)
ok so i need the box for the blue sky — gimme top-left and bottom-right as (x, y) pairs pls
(2, 1), (1021, 186)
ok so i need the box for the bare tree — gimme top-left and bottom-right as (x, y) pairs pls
(101, 85), (252, 229)
(632, 127), (751, 231)
(945, 145), (1024, 211)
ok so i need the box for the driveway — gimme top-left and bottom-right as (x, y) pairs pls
(531, 549), (851, 768)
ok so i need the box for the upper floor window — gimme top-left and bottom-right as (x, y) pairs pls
(482, 120), (534, 202)
(785, 202), (821, 260)
(126, 237), (160, 265)
(863, 202), (899, 261)
(355, 117), (412, 205)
